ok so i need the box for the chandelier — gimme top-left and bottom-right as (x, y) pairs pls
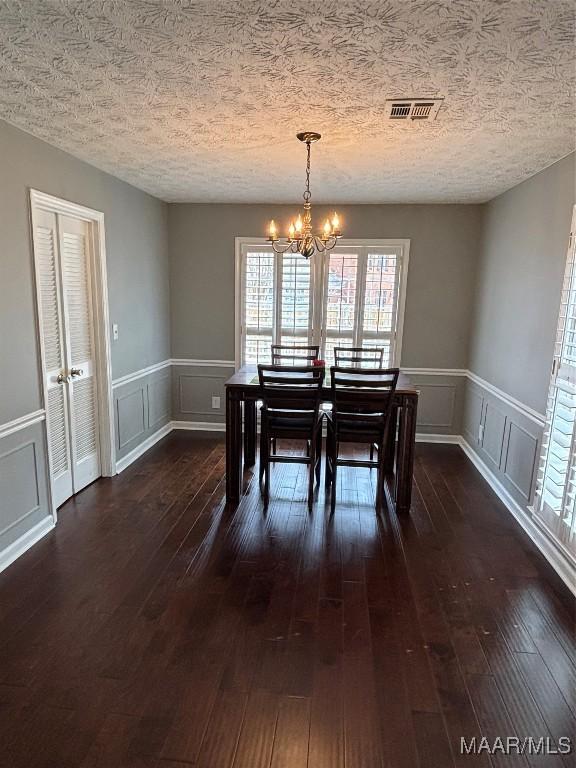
(267, 132), (342, 259)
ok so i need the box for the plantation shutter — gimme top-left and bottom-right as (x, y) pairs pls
(534, 205), (576, 558)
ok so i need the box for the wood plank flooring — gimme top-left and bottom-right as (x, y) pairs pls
(0, 432), (574, 767)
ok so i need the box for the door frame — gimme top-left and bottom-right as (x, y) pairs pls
(29, 189), (115, 520)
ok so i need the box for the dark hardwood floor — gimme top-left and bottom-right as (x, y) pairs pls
(0, 432), (574, 767)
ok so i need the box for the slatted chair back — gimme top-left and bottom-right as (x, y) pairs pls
(258, 365), (324, 418)
(271, 344), (320, 366)
(334, 346), (385, 368)
(330, 366), (399, 431)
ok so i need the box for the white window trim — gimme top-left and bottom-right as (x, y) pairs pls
(234, 237), (410, 370)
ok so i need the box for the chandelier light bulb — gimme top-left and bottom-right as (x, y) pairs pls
(268, 219), (277, 240)
(288, 222), (295, 239)
(323, 219), (332, 238)
(295, 215), (303, 233)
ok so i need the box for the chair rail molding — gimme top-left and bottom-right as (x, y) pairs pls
(0, 409), (46, 440)
(171, 359), (235, 368)
(466, 370), (546, 426)
(112, 359), (172, 388)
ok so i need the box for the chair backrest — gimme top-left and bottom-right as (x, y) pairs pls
(271, 344), (320, 366)
(334, 346), (385, 367)
(258, 364), (324, 416)
(330, 366), (399, 430)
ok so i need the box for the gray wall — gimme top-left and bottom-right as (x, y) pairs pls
(0, 119), (171, 425)
(0, 120), (170, 561)
(463, 153), (575, 521)
(469, 153), (576, 415)
(168, 203), (482, 368)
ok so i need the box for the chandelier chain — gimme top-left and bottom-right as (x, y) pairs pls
(303, 141), (311, 203)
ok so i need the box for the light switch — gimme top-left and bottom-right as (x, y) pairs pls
(112, 323), (119, 341)
(212, 396), (221, 410)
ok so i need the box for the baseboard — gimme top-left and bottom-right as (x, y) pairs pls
(0, 516), (55, 575)
(416, 433), (461, 444)
(171, 420), (226, 432)
(115, 422), (172, 473)
(460, 437), (576, 597)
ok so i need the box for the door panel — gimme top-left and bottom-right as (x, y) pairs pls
(59, 214), (101, 494)
(33, 208), (73, 507)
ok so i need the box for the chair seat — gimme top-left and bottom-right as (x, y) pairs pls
(326, 412), (382, 441)
(263, 408), (321, 433)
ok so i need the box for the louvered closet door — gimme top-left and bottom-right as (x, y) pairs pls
(33, 209), (74, 507)
(58, 214), (101, 494)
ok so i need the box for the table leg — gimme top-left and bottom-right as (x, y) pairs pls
(244, 399), (256, 467)
(226, 388), (242, 503)
(384, 405), (398, 473)
(396, 395), (417, 514)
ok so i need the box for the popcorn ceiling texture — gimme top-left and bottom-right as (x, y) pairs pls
(0, 0), (573, 203)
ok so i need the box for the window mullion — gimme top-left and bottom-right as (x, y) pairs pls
(354, 248), (368, 347)
(273, 252), (282, 346)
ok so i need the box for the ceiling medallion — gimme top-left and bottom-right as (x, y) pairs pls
(267, 132), (342, 259)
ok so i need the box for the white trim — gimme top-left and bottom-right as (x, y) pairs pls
(0, 516), (55, 575)
(402, 368), (468, 377)
(29, 189), (115, 522)
(460, 437), (576, 597)
(171, 359), (235, 368)
(234, 237), (411, 370)
(171, 420), (226, 432)
(115, 422), (172, 473)
(112, 359), (172, 388)
(466, 370), (545, 427)
(416, 433), (461, 444)
(0, 409), (46, 440)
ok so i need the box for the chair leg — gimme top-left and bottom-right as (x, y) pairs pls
(330, 440), (338, 515)
(308, 442), (316, 512)
(264, 443), (270, 510)
(315, 429), (322, 484)
(259, 428), (266, 483)
(370, 443), (375, 462)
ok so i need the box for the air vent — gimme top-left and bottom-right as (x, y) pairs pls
(385, 98), (444, 121)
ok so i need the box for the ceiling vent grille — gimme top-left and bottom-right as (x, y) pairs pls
(385, 98), (443, 121)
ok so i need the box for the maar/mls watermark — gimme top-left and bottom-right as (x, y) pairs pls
(460, 737), (573, 756)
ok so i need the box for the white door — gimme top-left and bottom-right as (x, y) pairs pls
(33, 209), (101, 508)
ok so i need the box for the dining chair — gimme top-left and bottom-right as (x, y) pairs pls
(271, 344), (320, 366)
(258, 364), (325, 511)
(334, 346), (386, 461)
(334, 346), (385, 367)
(270, 344), (320, 454)
(325, 366), (399, 514)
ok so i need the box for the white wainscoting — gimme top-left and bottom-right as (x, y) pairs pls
(0, 409), (53, 574)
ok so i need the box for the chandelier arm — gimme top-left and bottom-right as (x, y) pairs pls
(271, 239), (298, 255)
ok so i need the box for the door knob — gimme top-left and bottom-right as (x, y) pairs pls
(57, 372), (70, 384)
(70, 367), (83, 378)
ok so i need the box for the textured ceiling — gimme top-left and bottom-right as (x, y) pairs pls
(0, 0), (574, 203)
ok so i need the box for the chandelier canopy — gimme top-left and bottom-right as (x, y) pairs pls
(267, 132), (342, 259)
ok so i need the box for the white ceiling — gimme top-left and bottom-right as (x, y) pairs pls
(0, 0), (574, 203)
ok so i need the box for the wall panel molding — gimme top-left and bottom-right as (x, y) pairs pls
(0, 516), (55, 575)
(116, 388), (146, 450)
(502, 421), (539, 501)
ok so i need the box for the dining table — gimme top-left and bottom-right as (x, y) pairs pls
(224, 366), (419, 514)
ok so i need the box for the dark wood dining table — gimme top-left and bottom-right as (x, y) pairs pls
(224, 366), (419, 514)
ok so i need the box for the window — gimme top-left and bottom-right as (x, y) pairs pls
(534, 206), (576, 560)
(236, 239), (409, 368)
